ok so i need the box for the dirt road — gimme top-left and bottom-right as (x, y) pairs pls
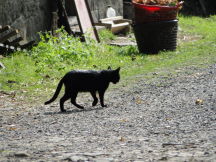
(1, 64), (216, 161)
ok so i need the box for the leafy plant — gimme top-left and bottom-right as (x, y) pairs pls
(0, 16), (216, 104)
(28, 28), (98, 74)
(98, 29), (116, 42)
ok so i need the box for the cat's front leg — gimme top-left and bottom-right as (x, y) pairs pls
(99, 90), (107, 107)
(71, 92), (84, 109)
(90, 91), (98, 106)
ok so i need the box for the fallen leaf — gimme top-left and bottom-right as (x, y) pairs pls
(135, 97), (142, 104)
(8, 127), (17, 131)
(120, 137), (125, 142)
(120, 119), (128, 122)
(195, 99), (203, 105)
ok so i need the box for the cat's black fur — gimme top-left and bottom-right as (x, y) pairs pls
(44, 67), (120, 112)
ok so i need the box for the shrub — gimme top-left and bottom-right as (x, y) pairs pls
(28, 28), (100, 73)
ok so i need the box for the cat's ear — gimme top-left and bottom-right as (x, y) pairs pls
(116, 67), (121, 72)
(108, 66), (112, 70)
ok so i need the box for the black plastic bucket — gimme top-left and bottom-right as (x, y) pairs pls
(133, 20), (178, 54)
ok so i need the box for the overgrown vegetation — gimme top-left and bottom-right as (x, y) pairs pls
(0, 15), (216, 104)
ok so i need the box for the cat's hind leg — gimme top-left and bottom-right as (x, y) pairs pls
(60, 94), (70, 112)
(99, 90), (107, 107)
(90, 91), (98, 106)
(71, 92), (84, 109)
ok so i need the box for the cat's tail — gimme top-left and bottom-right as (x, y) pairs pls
(44, 78), (64, 105)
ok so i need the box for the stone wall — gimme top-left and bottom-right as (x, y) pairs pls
(0, 0), (123, 42)
(87, 0), (123, 21)
(65, 0), (123, 21)
(0, 0), (51, 42)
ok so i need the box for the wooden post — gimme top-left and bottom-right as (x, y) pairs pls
(51, 12), (59, 36)
(56, 0), (74, 36)
(73, 0), (100, 42)
(199, 0), (207, 16)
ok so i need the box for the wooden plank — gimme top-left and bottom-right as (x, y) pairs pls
(0, 44), (7, 54)
(56, 0), (74, 36)
(0, 43), (14, 53)
(0, 43), (4, 48)
(51, 12), (59, 36)
(73, 0), (100, 42)
(0, 43), (22, 53)
(0, 43), (15, 50)
(94, 23), (112, 30)
(6, 37), (23, 46)
(20, 40), (35, 49)
(0, 25), (11, 33)
(0, 29), (19, 43)
(199, 0), (207, 16)
(100, 16), (123, 23)
(0, 61), (6, 69)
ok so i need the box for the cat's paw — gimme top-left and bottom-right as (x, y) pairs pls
(73, 103), (84, 109)
(92, 100), (98, 106)
(77, 106), (84, 109)
(61, 109), (66, 113)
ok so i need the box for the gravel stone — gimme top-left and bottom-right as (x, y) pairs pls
(0, 64), (216, 161)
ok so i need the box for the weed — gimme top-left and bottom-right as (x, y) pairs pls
(0, 15), (216, 104)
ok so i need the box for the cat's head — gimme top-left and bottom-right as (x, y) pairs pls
(109, 67), (120, 84)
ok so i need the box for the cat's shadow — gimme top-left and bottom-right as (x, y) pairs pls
(44, 106), (104, 115)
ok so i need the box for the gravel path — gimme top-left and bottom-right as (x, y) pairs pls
(0, 64), (216, 162)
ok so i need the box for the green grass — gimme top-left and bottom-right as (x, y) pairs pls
(0, 15), (216, 104)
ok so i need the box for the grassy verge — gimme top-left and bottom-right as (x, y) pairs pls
(0, 15), (216, 104)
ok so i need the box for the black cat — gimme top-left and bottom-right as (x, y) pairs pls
(44, 67), (120, 112)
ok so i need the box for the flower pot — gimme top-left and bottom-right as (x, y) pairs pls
(132, 1), (183, 23)
(133, 20), (178, 54)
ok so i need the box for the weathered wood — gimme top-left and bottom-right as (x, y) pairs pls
(6, 37), (23, 46)
(56, 0), (74, 36)
(98, 17), (131, 34)
(0, 43), (4, 47)
(94, 23), (112, 30)
(0, 43), (21, 53)
(0, 25), (34, 54)
(0, 25), (11, 33)
(0, 61), (6, 69)
(20, 40), (35, 49)
(0, 43), (14, 53)
(0, 43), (14, 50)
(100, 16), (123, 23)
(51, 12), (59, 36)
(0, 29), (19, 43)
(73, 0), (100, 42)
(0, 44), (7, 54)
(199, 0), (207, 16)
